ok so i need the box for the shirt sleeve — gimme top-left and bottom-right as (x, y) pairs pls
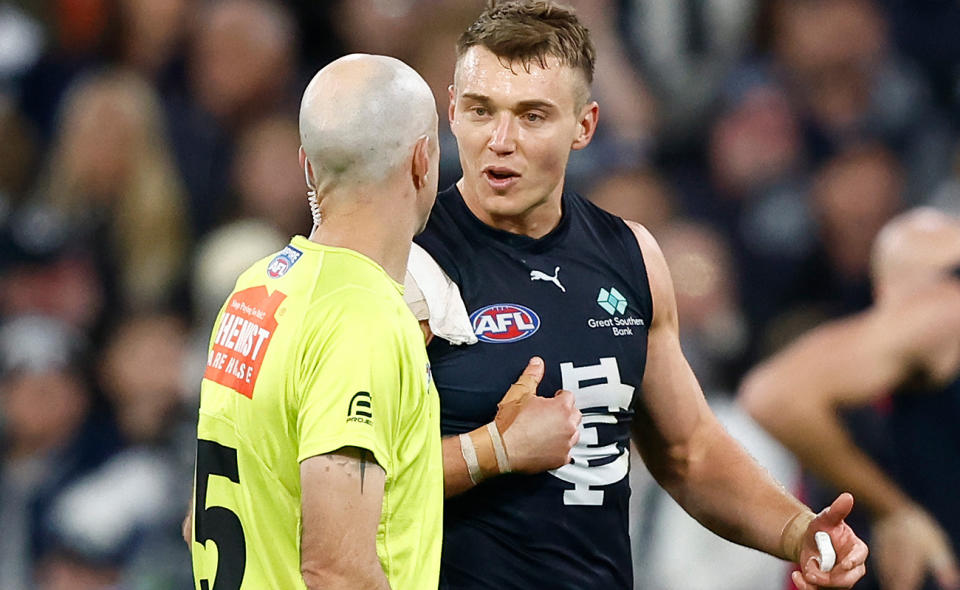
(294, 289), (406, 475)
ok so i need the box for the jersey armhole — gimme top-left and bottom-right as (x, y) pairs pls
(622, 219), (656, 328)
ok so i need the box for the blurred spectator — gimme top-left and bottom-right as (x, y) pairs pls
(35, 550), (121, 590)
(673, 65), (814, 344)
(770, 0), (887, 137)
(330, 0), (433, 59)
(0, 316), (120, 590)
(708, 67), (804, 201)
(230, 115), (312, 238)
(811, 143), (903, 311)
(767, 0), (953, 200)
(51, 312), (197, 589)
(929, 144), (960, 218)
(0, 206), (104, 332)
(622, 0), (759, 150)
(0, 4), (45, 93)
(659, 221), (747, 391)
(115, 0), (190, 89)
(881, 0), (960, 115)
(565, 0), (658, 184)
(403, 4), (479, 188)
(15, 0), (114, 141)
(0, 98), (38, 209)
(35, 445), (192, 589)
(587, 167), (676, 237)
(21, 313), (198, 590)
(99, 313), (193, 447)
(34, 68), (188, 312)
(169, 0), (299, 234)
(187, 0), (295, 127)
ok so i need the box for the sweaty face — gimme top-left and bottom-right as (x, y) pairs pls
(450, 46), (594, 228)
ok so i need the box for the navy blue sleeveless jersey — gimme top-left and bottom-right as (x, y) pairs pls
(889, 267), (960, 556)
(414, 185), (653, 589)
(892, 376), (960, 549)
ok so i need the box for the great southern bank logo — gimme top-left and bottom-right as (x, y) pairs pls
(597, 287), (628, 315)
(470, 303), (540, 343)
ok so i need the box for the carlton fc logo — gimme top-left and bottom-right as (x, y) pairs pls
(470, 303), (540, 343)
(267, 245), (303, 279)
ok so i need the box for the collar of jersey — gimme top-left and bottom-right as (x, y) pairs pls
(290, 235), (404, 293)
(448, 184), (572, 252)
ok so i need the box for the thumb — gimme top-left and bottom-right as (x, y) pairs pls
(500, 357), (543, 404)
(819, 492), (855, 527)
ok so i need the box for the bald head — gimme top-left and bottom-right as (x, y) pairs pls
(299, 54), (438, 189)
(872, 207), (960, 299)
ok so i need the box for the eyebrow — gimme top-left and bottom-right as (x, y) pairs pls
(460, 93), (558, 111)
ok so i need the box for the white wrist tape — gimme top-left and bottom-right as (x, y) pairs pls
(459, 432), (482, 485)
(487, 422), (510, 473)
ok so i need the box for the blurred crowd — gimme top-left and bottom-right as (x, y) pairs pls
(2, 0), (960, 588)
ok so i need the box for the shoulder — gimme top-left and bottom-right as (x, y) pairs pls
(569, 192), (642, 240)
(882, 279), (960, 382)
(895, 278), (960, 334)
(622, 220), (674, 316)
(622, 220), (659, 256)
(307, 284), (410, 336)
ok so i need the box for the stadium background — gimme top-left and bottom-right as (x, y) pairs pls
(0, 0), (958, 588)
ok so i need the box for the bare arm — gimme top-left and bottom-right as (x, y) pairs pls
(739, 284), (960, 518)
(300, 447), (390, 590)
(626, 221), (866, 588)
(738, 310), (917, 518)
(739, 285), (960, 589)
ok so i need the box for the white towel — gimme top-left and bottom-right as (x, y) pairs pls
(403, 243), (477, 346)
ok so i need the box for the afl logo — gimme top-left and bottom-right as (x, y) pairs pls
(267, 256), (290, 278)
(470, 303), (540, 343)
(267, 245), (303, 279)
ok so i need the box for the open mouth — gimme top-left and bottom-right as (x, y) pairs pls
(483, 167), (520, 187)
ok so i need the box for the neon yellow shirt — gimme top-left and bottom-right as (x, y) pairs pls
(191, 236), (442, 590)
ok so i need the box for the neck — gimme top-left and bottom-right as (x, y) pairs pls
(456, 178), (563, 239)
(308, 201), (414, 283)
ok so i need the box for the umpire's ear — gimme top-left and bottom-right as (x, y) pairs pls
(411, 135), (431, 190)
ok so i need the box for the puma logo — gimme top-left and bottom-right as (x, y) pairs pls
(530, 266), (566, 293)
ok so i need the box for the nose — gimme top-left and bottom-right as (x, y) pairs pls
(488, 113), (516, 155)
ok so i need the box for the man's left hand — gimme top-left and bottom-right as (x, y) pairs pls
(793, 493), (869, 590)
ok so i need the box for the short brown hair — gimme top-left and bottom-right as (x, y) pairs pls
(457, 1), (595, 86)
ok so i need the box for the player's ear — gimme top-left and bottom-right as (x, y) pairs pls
(299, 145), (307, 169)
(571, 101), (599, 151)
(447, 85), (457, 126)
(411, 135), (431, 190)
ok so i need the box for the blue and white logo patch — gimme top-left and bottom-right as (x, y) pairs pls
(267, 245), (303, 279)
(470, 303), (541, 343)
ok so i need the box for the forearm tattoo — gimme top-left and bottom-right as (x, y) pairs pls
(360, 449), (370, 494)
